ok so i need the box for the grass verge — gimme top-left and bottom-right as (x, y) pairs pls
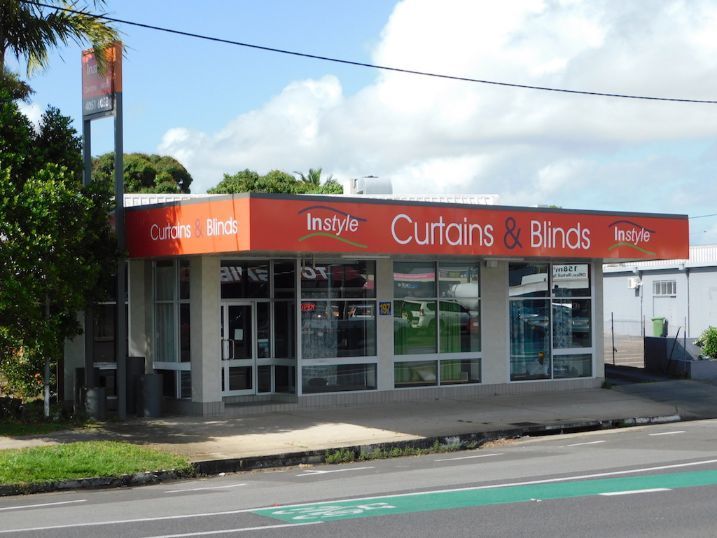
(0, 441), (192, 486)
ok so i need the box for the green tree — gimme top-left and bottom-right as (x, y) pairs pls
(0, 0), (119, 75)
(35, 106), (83, 181)
(207, 169), (260, 194)
(293, 168), (343, 194)
(0, 67), (33, 101)
(0, 86), (116, 407)
(294, 167), (328, 187)
(92, 152), (193, 193)
(209, 168), (344, 195)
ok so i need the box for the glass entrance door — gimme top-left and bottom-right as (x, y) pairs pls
(221, 302), (254, 395)
(220, 301), (273, 396)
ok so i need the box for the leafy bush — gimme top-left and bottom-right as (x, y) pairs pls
(696, 326), (717, 359)
(0, 348), (46, 400)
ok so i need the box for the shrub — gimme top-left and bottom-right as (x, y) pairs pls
(696, 326), (717, 359)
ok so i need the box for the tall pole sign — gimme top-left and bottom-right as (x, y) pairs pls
(81, 42), (127, 419)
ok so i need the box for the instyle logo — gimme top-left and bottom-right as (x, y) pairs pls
(608, 220), (656, 255)
(298, 206), (368, 248)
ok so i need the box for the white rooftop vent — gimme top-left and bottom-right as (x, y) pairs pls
(350, 176), (393, 195)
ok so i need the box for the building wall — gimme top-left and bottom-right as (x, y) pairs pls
(687, 267), (717, 336)
(603, 267), (717, 338)
(376, 258), (395, 390)
(482, 261), (509, 384)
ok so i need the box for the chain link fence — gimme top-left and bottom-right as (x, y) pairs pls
(604, 314), (645, 368)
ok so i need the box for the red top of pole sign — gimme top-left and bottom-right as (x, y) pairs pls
(82, 41), (122, 119)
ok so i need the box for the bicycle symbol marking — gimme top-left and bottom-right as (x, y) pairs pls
(270, 502), (396, 520)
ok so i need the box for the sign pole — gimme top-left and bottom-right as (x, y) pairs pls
(82, 42), (125, 418)
(82, 118), (95, 392)
(114, 88), (127, 420)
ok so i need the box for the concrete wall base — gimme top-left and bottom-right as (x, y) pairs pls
(644, 336), (717, 379)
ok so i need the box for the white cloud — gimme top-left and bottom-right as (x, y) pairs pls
(18, 102), (43, 129)
(158, 0), (717, 242)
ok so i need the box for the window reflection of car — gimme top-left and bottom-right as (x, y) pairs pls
(571, 317), (590, 333)
(350, 305), (375, 319)
(523, 313), (549, 329)
(401, 300), (473, 332)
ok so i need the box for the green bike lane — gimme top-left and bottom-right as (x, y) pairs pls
(254, 467), (717, 524)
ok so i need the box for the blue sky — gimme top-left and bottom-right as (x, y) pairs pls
(12, 0), (717, 245)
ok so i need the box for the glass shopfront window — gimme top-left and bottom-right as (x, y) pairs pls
(394, 261), (482, 388)
(301, 262), (376, 360)
(509, 263), (593, 381)
(299, 260), (377, 394)
(394, 262), (481, 355)
(553, 354), (592, 379)
(153, 259), (191, 399)
(394, 262), (437, 355)
(394, 360), (438, 388)
(301, 261), (375, 299)
(438, 262), (481, 353)
(300, 300), (376, 358)
(302, 364), (377, 394)
(220, 261), (270, 298)
(440, 359), (482, 385)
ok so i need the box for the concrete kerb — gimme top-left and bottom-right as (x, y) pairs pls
(0, 413), (683, 497)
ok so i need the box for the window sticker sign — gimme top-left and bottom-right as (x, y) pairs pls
(379, 302), (392, 316)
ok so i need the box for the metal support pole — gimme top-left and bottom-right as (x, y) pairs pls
(82, 119), (95, 390)
(114, 91), (127, 420)
(611, 312), (615, 366)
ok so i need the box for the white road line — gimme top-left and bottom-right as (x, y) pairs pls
(255, 458), (717, 512)
(4, 458), (717, 535)
(296, 466), (374, 477)
(148, 521), (322, 537)
(0, 499), (86, 512)
(566, 440), (606, 447)
(434, 453), (503, 462)
(166, 483), (247, 494)
(649, 431), (686, 436)
(600, 488), (672, 496)
(0, 508), (260, 534)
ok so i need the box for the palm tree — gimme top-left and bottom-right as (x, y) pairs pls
(0, 0), (119, 75)
(294, 168), (334, 187)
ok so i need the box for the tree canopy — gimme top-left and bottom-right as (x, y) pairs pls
(0, 84), (116, 399)
(209, 168), (343, 195)
(92, 152), (193, 194)
(0, 0), (119, 75)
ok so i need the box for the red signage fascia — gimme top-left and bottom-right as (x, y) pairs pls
(125, 194), (689, 261)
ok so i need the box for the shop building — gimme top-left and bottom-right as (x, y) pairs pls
(63, 193), (688, 416)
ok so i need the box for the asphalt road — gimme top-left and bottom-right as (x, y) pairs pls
(2, 419), (717, 537)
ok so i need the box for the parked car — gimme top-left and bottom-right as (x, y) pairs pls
(400, 300), (475, 333)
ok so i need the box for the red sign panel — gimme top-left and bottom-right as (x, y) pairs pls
(125, 197), (250, 257)
(125, 195), (689, 261)
(82, 41), (122, 119)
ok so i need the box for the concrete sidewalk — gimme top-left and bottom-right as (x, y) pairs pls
(3, 380), (717, 469)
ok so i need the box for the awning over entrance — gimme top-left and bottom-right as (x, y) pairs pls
(125, 193), (689, 261)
